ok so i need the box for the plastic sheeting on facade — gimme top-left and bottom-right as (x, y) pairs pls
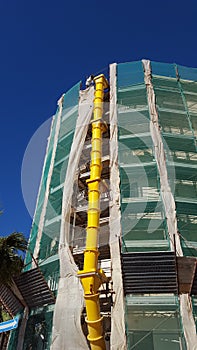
(109, 63), (127, 350)
(24, 113), (57, 268)
(180, 294), (197, 350)
(143, 59), (197, 350)
(50, 87), (95, 350)
(33, 96), (64, 264)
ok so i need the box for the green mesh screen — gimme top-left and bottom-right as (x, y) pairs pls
(151, 61), (177, 78)
(22, 307), (54, 350)
(117, 61), (197, 348)
(117, 61), (144, 88)
(25, 83), (80, 269)
(8, 307), (55, 350)
(125, 296), (186, 350)
(177, 65), (197, 82)
(38, 82), (80, 262)
(117, 62), (169, 253)
(16, 83), (80, 350)
(151, 67), (197, 258)
(25, 114), (59, 267)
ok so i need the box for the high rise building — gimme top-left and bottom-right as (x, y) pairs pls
(6, 60), (197, 349)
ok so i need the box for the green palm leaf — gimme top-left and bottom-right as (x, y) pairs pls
(0, 232), (27, 286)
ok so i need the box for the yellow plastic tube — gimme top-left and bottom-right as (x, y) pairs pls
(78, 74), (109, 350)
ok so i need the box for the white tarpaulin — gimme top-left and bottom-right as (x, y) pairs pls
(142, 59), (182, 256)
(180, 294), (197, 350)
(109, 63), (127, 350)
(51, 87), (94, 350)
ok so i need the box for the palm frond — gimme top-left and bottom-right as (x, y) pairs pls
(0, 232), (27, 286)
(0, 232), (27, 252)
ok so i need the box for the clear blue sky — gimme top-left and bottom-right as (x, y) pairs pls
(0, 0), (196, 239)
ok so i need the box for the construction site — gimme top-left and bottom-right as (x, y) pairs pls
(0, 60), (197, 349)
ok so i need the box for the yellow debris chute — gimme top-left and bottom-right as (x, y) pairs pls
(78, 74), (109, 350)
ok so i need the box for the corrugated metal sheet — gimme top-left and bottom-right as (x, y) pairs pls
(0, 284), (23, 316)
(121, 251), (178, 294)
(0, 267), (55, 315)
(14, 267), (55, 308)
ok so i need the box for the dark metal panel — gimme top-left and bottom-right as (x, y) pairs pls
(0, 267), (55, 313)
(0, 285), (23, 315)
(121, 251), (178, 295)
(14, 267), (55, 308)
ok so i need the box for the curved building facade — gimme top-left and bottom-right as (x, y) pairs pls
(7, 60), (197, 349)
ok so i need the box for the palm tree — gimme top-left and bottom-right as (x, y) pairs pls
(0, 232), (28, 350)
(0, 232), (27, 286)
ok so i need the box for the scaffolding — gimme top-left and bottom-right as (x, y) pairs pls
(4, 60), (197, 350)
(117, 60), (197, 349)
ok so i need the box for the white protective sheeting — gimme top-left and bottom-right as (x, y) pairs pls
(33, 96), (64, 264)
(109, 63), (127, 350)
(142, 59), (182, 255)
(143, 59), (197, 350)
(180, 294), (197, 350)
(51, 87), (94, 350)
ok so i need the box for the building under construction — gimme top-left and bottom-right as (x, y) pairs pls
(2, 60), (197, 349)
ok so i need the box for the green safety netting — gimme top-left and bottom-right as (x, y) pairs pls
(40, 83), (80, 258)
(117, 60), (197, 349)
(117, 61), (145, 88)
(8, 83), (81, 350)
(151, 72), (197, 258)
(151, 61), (197, 82)
(8, 308), (56, 350)
(117, 63), (169, 254)
(178, 65), (197, 82)
(25, 82), (81, 268)
(22, 307), (54, 350)
(25, 112), (59, 268)
(125, 295), (186, 350)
